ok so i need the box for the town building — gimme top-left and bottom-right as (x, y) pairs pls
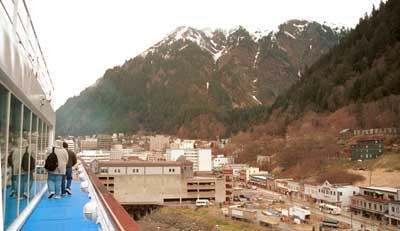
(222, 168), (234, 202)
(274, 179), (290, 194)
(149, 135), (170, 152)
(180, 139), (196, 149)
(248, 174), (272, 188)
(80, 138), (98, 151)
(287, 180), (302, 199)
(239, 167), (260, 183)
(350, 136), (384, 160)
(386, 201), (400, 227)
(316, 181), (359, 208)
(266, 176), (276, 191)
(256, 155), (273, 168)
(303, 183), (318, 202)
(212, 155), (231, 169)
(353, 128), (399, 136)
(166, 148), (212, 172)
(226, 164), (248, 178)
(97, 134), (113, 150)
(147, 151), (165, 161)
(91, 159), (226, 204)
(351, 186), (400, 223)
(79, 150), (110, 163)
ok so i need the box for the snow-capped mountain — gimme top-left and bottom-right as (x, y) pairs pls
(57, 19), (345, 137)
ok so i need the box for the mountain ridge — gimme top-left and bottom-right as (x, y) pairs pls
(56, 20), (344, 137)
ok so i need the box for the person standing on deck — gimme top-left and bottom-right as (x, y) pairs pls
(62, 141), (77, 195)
(45, 140), (68, 199)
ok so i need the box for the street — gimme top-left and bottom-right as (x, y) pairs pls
(242, 187), (398, 231)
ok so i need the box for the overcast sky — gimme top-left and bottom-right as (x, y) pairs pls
(27, 0), (381, 109)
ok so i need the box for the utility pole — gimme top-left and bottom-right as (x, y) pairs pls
(351, 211), (353, 230)
(369, 169), (372, 186)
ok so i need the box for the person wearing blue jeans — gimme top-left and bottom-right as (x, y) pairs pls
(47, 173), (62, 197)
(61, 167), (73, 195)
(61, 142), (77, 195)
(46, 142), (68, 199)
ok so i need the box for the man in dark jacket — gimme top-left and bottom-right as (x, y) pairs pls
(62, 141), (77, 195)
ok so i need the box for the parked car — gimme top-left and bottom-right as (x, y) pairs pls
(195, 199), (210, 207)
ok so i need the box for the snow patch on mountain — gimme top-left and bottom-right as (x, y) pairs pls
(252, 95), (262, 105)
(252, 29), (271, 42)
(140, 21), (340, 61)
(253, 49), (260, 68)
(284, 31), (296, 39)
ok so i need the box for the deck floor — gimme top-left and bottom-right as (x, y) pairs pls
(22, 181), (99, 231)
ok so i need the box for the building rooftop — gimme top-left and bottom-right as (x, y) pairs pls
(352, 194), (389, 203)
(96, 159), (193, 167)
(360, 186), (400, 193)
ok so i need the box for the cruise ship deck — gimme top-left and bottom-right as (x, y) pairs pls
(21, 182), (99, 231)
(0, 0), (142, 230)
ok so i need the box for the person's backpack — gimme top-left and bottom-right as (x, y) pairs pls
(44, 147), (58, 171)
(22, 147), (35, 171)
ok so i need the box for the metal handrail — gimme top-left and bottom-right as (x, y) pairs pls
(79, 158), (142, 231)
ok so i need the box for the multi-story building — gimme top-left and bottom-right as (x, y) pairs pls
(80, 138), (98, 151)
(386, 201), (400, 227)
(149, 135), (170, 152)
(97, 134), (113, 150)
(222, 168), (233, 202)
(147, 150), (165, 161)
(248, 174), (272, 188)
(226, 164), (248, 178)
(166, 148), (212, 172)
(109, 147), (150, 161)
(212, 155), (231, 169)
(92, 159), (226, 204)
(180, 139), (196, 149)
(303, 183), (318, 202)
(274, 179), (290, 194)
(350, 136), (384, 160)
(287, 180), (301, 198)
(239, 167), (260, 183)
(316, 180), (359, 208)
(353, 128), (399, 136)
(266, 176), (276, 191)
(351, 186), (400, 222)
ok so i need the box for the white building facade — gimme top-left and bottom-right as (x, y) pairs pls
(166, 148), (212, 171)
(316, 181), (359, 208)
(213, 155), (230, 169)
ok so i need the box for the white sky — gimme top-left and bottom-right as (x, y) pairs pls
(27, 0), (381, 109)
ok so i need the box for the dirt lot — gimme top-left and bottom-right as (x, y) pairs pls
(137, 206), (267, 231)
(350, 168), (400, 187)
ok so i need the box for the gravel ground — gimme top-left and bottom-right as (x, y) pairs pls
(137, 209), (216, 231)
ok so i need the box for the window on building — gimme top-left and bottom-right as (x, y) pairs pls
(0, 84), (9, 226)
(7, 94), (23, 226)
